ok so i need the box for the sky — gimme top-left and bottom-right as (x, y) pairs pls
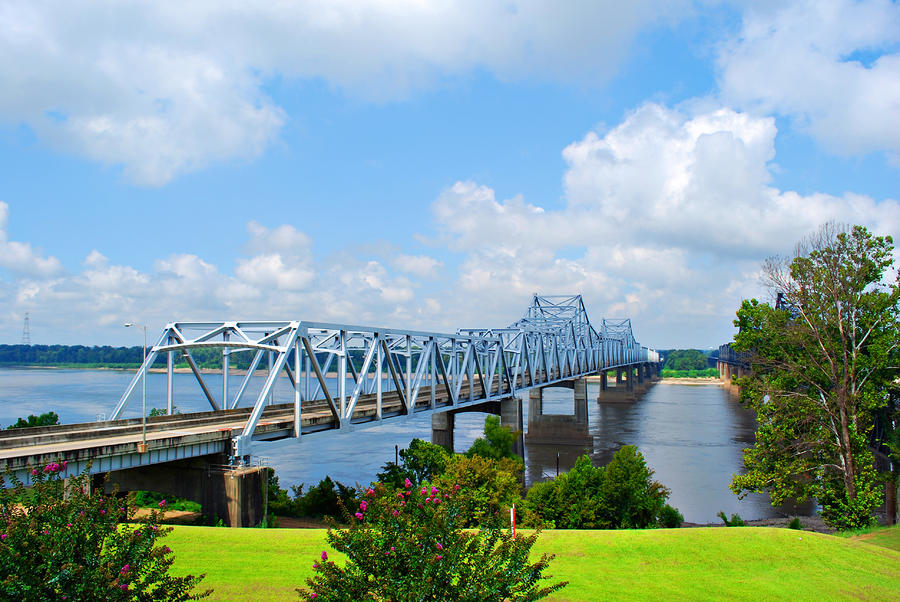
(1, 0), (899, 349)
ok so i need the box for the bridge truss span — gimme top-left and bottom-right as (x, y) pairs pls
(112, 294), (659, 462)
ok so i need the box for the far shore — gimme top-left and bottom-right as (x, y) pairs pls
(659, 377), (722, 386)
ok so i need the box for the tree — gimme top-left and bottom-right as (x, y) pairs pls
(298, 482), (566, 601)
(524, 448), (673, 529)
(0, 463), (209, 600)
(730, 224), (900, 529)
(466, 415), (522, 463)
(6, 411), (59, 430)
(377, 438), (451, 488)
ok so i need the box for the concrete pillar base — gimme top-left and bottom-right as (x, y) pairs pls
(431, 411), (455, 453)
(500, 397), (524, 458)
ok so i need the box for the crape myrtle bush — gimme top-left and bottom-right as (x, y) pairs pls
(0, 463), (209, 601)
(298, 481), (567, 601)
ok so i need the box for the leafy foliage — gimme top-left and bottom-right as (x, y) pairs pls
(5, 411), (59, 430)
(377, 438), (451, 489)
(0, 463), (209, 600)
(717, 511), (746, 527)
(432, 455), (523, 528)
(730, 224), (899, 530)
(466, 415), (522, 463)
(524, 447), (675, 529)
(298, 482), (566, 601)
(660, 368), (719, 378)
(663, 349), (710, 371)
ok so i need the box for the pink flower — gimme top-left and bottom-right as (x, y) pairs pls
(120, 584), (128, 591)
(404, 478), (413, 488)
(1, 534), (7, 540)
(354, 512), (364, 520)
(430, 486), (438, 495)
(425, 497), (432, 503)
(120, 564), (130, 575)
(365, 488), (375, 497)
(433, 498), (440, 505)
(454, 484), (460, 491)
(400, 501), (405, 506)
(390, 546), (395, 551)
(436, 542), (443, 550)
(158, 500), (167, 508)
(62, 461), (67, 469)
(420, 487), (427, 495)
(435, 555), (443, 560)
(444, 494), (450, 499)
(42, 529), (49, 535)
(66, 523), (72, 528)
(359, 501), (367, 512)
(321, 551), (328, 561)
(311, 594), (318, 599)
(100, 510), (106, 515)
(392, 510), (399, 517)
(31, 469), (38, 476)
(313, 563), (318, 569)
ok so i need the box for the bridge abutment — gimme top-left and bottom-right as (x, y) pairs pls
(103, 454), (264, 527)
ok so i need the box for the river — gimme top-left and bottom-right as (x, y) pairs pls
(0, 367), (813, 523)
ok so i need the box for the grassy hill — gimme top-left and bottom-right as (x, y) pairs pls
(166, 525), (900, 601)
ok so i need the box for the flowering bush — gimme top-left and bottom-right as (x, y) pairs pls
(0, 462), (209, 601)
(297, 481), (566, 601)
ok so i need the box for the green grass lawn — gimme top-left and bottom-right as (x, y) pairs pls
(166, 525), (900, 601)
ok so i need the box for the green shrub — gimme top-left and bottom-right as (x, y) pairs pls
(295, 477), (358, 519)
(132, 490), (201, 513)
(787, 517), (803, 530)
(298, 482), (566, 601)
(5, 411), (59, 430)
(658, 504), (684, 528)
(524, 447), (676, 529)
(0, 463), (209, 600)
(466, 416), (522, 463)
(718, 511), (746, 527)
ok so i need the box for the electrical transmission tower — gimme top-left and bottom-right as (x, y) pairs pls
(21, 312), (31, 345)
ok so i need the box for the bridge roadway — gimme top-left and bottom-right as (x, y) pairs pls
(1, 369), (581, 482)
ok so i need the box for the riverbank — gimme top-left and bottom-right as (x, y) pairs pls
(659, 376), (722, 386)
(165, 525), (900, 600)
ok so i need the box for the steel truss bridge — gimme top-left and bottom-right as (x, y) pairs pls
(2, 295), (658, 485)
(112, 294), (656, 459)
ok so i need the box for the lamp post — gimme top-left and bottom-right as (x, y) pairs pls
(125, 322), (148, 453)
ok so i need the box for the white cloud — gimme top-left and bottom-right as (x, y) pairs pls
(0, 201), (64, 277)
(0, 1), (690, 185)
(428, 103), (900, 345)
(717, 0), (900, 157)
(393, 253), (443, 278)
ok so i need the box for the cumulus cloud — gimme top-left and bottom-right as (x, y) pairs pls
(430, 103), (900, 345)
(0, 1), (690, 185)
(718, 0), (900, 158)
(0, 201), (64, 278)
(393, 253), (443, 278)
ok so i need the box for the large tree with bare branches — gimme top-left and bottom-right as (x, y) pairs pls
(730, 224), (899, 529)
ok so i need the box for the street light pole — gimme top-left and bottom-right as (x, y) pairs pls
(125, 322), (148, 453)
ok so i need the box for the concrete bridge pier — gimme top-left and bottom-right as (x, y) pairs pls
(103, 454), (265, 527)
(525, 383), (591, 445)
(598, 366), (637, 402)
(431, 396), (524, 457)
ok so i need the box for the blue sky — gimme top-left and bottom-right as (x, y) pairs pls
(1, 1), (898, 348)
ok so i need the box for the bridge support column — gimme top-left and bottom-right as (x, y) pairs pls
(526, 384), (590, 445)
(431, 411), (455, 453)
(598, 367), (637, 403)
(500, 396), (524, 458)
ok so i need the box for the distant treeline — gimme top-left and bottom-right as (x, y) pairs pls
(0, 344), (370, 371)
(659, 349), (715, 372)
